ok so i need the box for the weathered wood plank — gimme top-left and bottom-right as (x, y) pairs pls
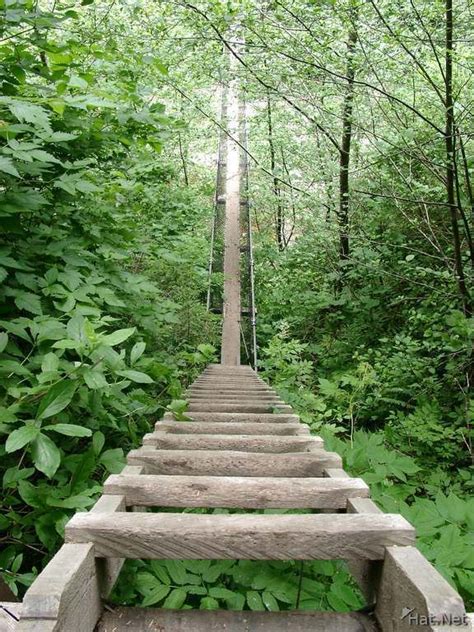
(187, 402), (293, 413)
(346, 492), (382, 603)
(18, 469), (145, 630)
(97, 608), (377, 632)
(188, 394), (282, 401)
(90, 495), (126, 597)
(103, 474), (369, 508)
(193, 377), (262, 383)
(142, 433), (322, 452)
(154, 421), (307, 436)
(18, 544), (101, 632)
(65, 512), (415, 560)
(188, 384), (274, 390)
(163, 412), (299, 423)
(375, 546), (468, 632)
(127, 448), (342, 476)
(0, 603), (22, 631)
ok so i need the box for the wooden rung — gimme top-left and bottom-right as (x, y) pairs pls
(142, 433), (323, 452)
(188, 394), (282, 401)
(187, 403), (293, 413)
(193, 376), (262, 382)
(65, 512), (415, 560)
(103, 474), (370, 508)
(163, 412), (300, 423)
(127, 448), (342, 477)
(154, 421), (307, 436)
(97, 608), (377, 632)
(186, 384), (276, 393)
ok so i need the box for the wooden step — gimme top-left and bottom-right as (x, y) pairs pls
(193, 375), (268, 386)
(154, 421), (308, 435)
(204, 366), (256, 369)
(142, 433), (322, 452)
(163, 412), (300, 423)
(188, 393), (281, 401)
(187, 402), (293, 413)
(65, 512), (415, 559)
(188, 387), (275, 394)
(127, 448), (342, 476)
(103, 474), (369, 508)
(97, 608), (377, 632)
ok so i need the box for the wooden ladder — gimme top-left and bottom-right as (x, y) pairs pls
(2, 364), (469, 632)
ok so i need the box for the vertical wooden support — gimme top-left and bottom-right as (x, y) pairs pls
(17, 467), (143, 631)
(221, 37), (242, 366)
(375, 546), (468, 632)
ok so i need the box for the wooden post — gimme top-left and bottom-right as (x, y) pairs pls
(221, 36), (242, 365)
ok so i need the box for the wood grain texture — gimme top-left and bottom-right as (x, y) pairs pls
(154, 421), (306, 436)
(346, 492), (383, 603)
(375, 546), (468, 632)
(18, 544), (101, 632)
(65, 512), (415, 560)
(0, 603), (22, 631)
(97, 608), (377, 632)
(90, 495), (126, 597)
(188, 394), (282, 401)
(142, 433), (323, 452)
(163, 412), (300, 423)
(188, 402), (293, 413)
(103, 474), (370, 508)
(188, 386), (274, 392)
(127, 448), (342, 476)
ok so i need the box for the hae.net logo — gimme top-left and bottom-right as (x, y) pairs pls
(401, 607), (469, 627)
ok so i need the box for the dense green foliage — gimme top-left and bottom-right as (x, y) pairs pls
(1, 0), (472, 614)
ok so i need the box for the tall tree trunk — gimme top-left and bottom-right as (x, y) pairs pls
(178, 133), (189, 186)
(445, 0), (471, 315)
(266, 91), (284, 250)
(337, 10), (358, 278)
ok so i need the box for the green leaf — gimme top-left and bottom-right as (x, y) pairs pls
(130, 341), (146, 365)
(116, 369), (153, 384)
(0, 515), (10, 531)
(52, 339), (77, 349)
(200, 597), (219, 610)
(164, 560), (188, 585)
(208, 587), (236, 600)
(37, 380), (77, 420)
(0, 156), (20, 178)
(14, 292), (42, 315)
(100, 448), (125, 473)
(31, 433), (61, 478)
(41, 352), (59, 373)
(3, 466), (35, 487)
(163, 588), (187, 609)
(45, 424), (92, 437)
(92, 431), (105, 455)
(5, 424), (40, 453)
(142, 585), (170, 607)
(101, 327), (136, 346)
(18, 480), (44, 508)
(149, 562), (172, 584)
(262, 591), (280, 611)
(247, 591), (265, 611)
(8, 101), (52, 131)
(84, 368), (108, 389)
(0, 332), (8, 352)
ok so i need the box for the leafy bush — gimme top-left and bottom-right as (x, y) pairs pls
(113, 558), (364, 612)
